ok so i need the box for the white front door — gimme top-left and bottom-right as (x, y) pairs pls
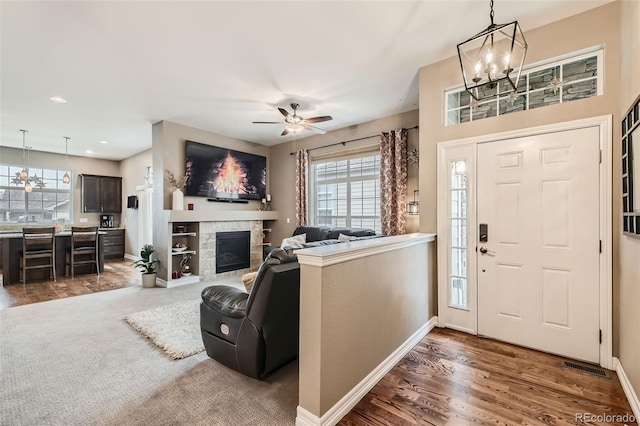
(477, 127), (601, 363)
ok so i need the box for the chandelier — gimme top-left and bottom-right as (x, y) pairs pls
(457, 0), (527, 100)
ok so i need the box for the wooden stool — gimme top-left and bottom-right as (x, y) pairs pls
(66, 226), (99, 278)
(20, 227), (56, 284)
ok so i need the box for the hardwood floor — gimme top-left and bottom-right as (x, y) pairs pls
(0, 258), (139, 309)
(340, 328), (635, 426)
(2, 269), (634, 425)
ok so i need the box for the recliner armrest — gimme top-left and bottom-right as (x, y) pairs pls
(201, 286), (248, 318)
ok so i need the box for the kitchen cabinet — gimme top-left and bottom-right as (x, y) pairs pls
(102, 228), (125, 259)
(80, 174), (122, 213)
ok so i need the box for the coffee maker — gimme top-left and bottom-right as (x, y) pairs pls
(100, 214), (114, 228)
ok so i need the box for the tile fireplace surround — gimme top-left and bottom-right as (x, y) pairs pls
(159, 210), (279, 286)
(199, 220), (263, 280)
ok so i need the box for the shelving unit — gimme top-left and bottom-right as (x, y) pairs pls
(262, 227), (272, 247)
(168, 223), (200, 286)
(262, 221), (276, 259)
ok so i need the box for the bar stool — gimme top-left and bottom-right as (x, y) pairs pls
(66, 226), (100, 278)
(20, 227), (56, 284)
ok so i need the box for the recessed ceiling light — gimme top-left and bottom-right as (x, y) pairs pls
(49, 96), (67, 103)
(85, 150), (93, 154)
(99, 140), (109, 144)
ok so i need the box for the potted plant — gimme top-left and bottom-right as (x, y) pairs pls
(133, 244), (159, 288)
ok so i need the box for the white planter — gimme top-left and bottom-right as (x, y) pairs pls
(172, 189), (184, 210)
(141, 273), (156, 288)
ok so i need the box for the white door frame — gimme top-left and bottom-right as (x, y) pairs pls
(437, 115), (613, 369)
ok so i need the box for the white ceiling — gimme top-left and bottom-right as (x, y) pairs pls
(1, 0), (612, 161)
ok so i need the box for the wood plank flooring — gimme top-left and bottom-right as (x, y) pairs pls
(340, 328), (636, 426)
(1, 266), (635, 425)
(0, 259), (139, 309)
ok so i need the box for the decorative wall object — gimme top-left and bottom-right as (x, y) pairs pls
(622, 94), (640, 236)
(408, 148), (419, 168)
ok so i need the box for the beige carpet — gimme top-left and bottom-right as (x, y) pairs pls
(125, 299), (204, 359)
(0, 278), (298, 426)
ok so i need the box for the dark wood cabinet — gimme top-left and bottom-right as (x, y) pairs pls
(103, 229), (125, 259)
(80, 175), (122, 213)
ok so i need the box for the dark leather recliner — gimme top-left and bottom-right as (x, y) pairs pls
(200, 248), (300, 379)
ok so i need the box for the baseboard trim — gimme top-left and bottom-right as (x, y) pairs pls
(614, 357), (640, 421)
(295, 316), (438, 426)
(124, 253), (137, 261)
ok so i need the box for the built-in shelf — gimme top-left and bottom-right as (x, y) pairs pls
(263, 228), (272, 233)
(158, 274), (201, 287)
(164, 220), (200, 287)
(171, 250), (196, 256)
(262, 242), (272, 246)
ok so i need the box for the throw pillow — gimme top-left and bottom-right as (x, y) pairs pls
(338, 233), (355, 243)
(242, 272), (258, 293)
(281, 233), (306, 249)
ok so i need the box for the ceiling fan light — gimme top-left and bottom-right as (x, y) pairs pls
(286, 123), (305, 133)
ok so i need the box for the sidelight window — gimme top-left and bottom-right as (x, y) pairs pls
(449, 160), (467, 308)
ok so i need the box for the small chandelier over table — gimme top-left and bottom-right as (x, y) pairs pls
(457, 0), (527, 101)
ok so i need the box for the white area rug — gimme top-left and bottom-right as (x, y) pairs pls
(125, 299), (204, 359)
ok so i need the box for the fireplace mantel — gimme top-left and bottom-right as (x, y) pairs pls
(169, 210), (278, 223)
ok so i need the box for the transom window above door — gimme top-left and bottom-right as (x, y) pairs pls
(445, 49), (603, 126)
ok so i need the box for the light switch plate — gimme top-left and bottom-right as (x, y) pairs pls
(80, 218), (88, 223)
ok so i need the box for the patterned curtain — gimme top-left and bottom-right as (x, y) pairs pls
(380, 129), (408, 235)
(295, 149), (309, 226)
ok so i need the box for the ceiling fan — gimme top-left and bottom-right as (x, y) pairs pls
(253, 103), (332, 136)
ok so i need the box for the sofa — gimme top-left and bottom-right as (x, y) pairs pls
(200, 248), (300, 379)
(200, 226), (381, 379)
(267, 225), (379, 255)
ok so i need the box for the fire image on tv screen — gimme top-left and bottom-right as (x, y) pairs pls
(185, 140), (266, 200)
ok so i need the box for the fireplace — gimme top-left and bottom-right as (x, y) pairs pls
(216, 231), (251, 273)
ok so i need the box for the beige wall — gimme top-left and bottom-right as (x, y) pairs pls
(0, 146), (120, 227)
(298, 237), (434, 417)
(618, 0), (640, 400)
(419, 3), (622, 335)
(419, 2), (621, 234)
(119, 148), (152, 256)
(152, 120), (270, 212)
(268, 109), (420, 246)
(150, 120), (270, 281)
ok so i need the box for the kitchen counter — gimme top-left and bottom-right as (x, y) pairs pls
(0, 233), (106, 284)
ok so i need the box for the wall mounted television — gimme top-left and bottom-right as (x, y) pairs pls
(185, 140), (266, 201)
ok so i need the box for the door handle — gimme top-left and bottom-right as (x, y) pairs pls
(479, 247), (495, 255)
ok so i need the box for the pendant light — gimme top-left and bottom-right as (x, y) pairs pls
(457, 0), (527, 100)
(62, 137), (71, 184)
(24, 147), (32, 193)
(19, 130), (28, 181)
